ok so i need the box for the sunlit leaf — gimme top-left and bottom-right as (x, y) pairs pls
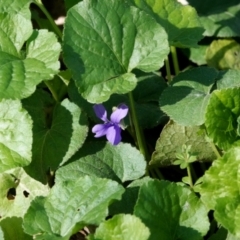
(63, 0), (169, 103)
(206, 39), (240, 69)
(205, 88), (240, 150)
(56, 142), (146, 184)
(23, 176), (124, 239)
(199, 147), (240, 237)
(93, 214), (150, 240)
(0, 168), (49, 220)
(0, 99), (32, 173)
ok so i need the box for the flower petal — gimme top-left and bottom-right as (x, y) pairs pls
(106, 124), (121, 145)
(110, 104), (128, 123)
(92, 123), (109, 137)
(93, 104), (107, 121)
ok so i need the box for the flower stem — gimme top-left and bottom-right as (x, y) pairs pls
(187, 164), (193, 188)
(210, 141), (221, 158)
(33, 0), (62, 39)
(165, 57), (172, 82)
(44, 81), (59, 102)
(154, 168), (164, 179)
(170, 46), (180, 75)
(128, 92), (149, 160)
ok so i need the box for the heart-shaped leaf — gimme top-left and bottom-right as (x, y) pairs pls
(68, 72), (168, 129)
(0, 168), (49, 220)
(127, 0), (204, 48)
(206, 39), (240, 69)
(188, 0), (240, 37)
(22, 90), (88, 183)
(0, 18), (61, 99)
(23, 175), (124, 239)
(161, 67), (217, 126)
(199, 147), (240, 237)
(63, 0), (169, 103)
(0, 99), (32, 173)
(92, 214), (150, 240)
(134, 180), (209, 240)
(150, 121), (216, 167)
(56, 142), (146, 184)
(205, 88), (240, 150)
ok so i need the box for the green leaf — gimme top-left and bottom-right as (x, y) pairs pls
(160, 67), (217, 126)
(181, 45), (208, 65)
(64, 0), (82, 10)
(109, 177), (151, 215)
(0, 99), (32, 173)
(199, 147), (240, 237)
(205, 88), (240, 150)
(23, 175), (124, 239)
(0, 25), (61, 99)
(207, 227), (227, 240)
(0, 0), (32, 54)
(56, 142), (146, 184)
(68, 72), (168, 129)
(22, 90), (88, 183)
(0, 217), (32, 240)
(93, 214), (150, 240)
(188, 0), (240, 37)
(206, 39), (240, 69)
(217, 69), (240, 89)
(127, 0), (204, 48)
(0, 168), (49, 220)
(151, 121), (216, 166)
(63, 0), (169, 103)
(134, 180), (209, 240)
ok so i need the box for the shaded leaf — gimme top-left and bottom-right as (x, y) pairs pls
(127, 0), (204, 48)
(109, 177), (151, 215)
(0, 217), (32, 240)
(150, 121), (216, 166)
(134, 180), (209, 240)
(188, 0), (240, 37)
(22, 90), (88, 183)
(160, 67), (217, 126)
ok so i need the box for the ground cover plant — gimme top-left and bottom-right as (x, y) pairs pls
(1, 0), (240, 239)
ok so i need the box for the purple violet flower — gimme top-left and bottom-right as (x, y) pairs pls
(92, 104), (129, 145)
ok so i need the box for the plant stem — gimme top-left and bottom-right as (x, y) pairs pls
(165, 57), (172, 82)
(154, 168), (164, 179)
(187, 165), (193, 188)
(128, 92), (149, 160)
(210, 141), (222, 158)
(33, 0), (62, 39)
(44, 81), (59, 102)
(170, 46), (180, 75)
